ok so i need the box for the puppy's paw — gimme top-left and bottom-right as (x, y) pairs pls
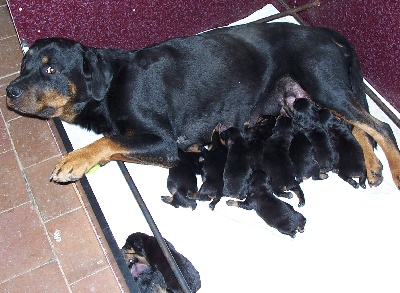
(226, 199), (238, 207)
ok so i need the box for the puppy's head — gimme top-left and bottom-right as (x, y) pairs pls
(6, 38), (112, 122)
(121, 236), (151, 278)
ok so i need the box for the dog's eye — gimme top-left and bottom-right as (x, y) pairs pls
(45, 66), (57, 74)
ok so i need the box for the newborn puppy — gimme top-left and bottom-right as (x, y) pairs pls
(245, 115), (276, 171)
(122, 232), (201, 293)
(291, 98), (338, 178)
(220, 127), (251, 201)
(196, 124), (227, 210)
(227, 170), (306, 237)
(289, 131), (320, 183)
(162, 149), (201, 210)
(260, 115), (305, 206)
(319, 108), (367, 188)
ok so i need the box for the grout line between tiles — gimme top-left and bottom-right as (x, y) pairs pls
(3, 115), (73, 292)
(0, 71), (19, 79)
(23, 153), (62, 170)
(0, 201), (30, 216)
(68, 266), (109, 287)
(0, 259), (58, 285)
(70, 181), (125, 292)
(47, 119), (125, 291)
(0, 35), (14, 42)
(42, 206), (82, 224)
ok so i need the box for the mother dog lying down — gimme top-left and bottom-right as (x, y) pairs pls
(6, 22), (400, 188)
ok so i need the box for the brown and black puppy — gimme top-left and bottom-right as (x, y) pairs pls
(122, 232), (201, 293)
(162, 149), (202, 210)
(319, 108), (368, 188)
(220, 127), (251, 201)
(122, 242), (168, 293)
(227, 170), (306, 237)
(7, 22), (399, 188)
(196, 124), (227, 210)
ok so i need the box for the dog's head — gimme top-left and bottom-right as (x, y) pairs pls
(121, 236), (151, 279)
(6, 38), (112, 122)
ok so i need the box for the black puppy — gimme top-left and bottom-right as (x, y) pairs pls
(291, 98), (338, 178)
(289, 131), (321, 183)
(260, 115), (306, 207)
(227, 170), (306, 237)
(319, 108), (367, 188)
(122, 232), (201, 293)
(196, 124), (227, 210)
(7, 22), (398, 188)
(221, 127), (251, 201)
(162, 149), (202, 210)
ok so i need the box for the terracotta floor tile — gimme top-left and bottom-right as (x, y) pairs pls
(0, 204), (54, 282)
(0, 36), (22, 77)
(0, 94), (21, 122)
(0, 114), (12, 153)
(0, 150), (30, 213)
(0, 6), (16, 39)
(25, 156), (82, 222)
(70, 267), (122, 293)
(45, 208), (109, 284)
(0, 261), (70, 293)
(0, 72), (19, 90)
(8, 116), (60, 168)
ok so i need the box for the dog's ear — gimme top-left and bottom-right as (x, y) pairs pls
(83, 49), (113, 101)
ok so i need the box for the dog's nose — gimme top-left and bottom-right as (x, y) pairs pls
(6, 85), (24, 99)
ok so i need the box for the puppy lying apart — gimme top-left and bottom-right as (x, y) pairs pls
(122, 232), (201, 293)
(227, 170), (306, 238)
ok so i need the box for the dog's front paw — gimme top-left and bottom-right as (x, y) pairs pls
(50, 150), (97, 183)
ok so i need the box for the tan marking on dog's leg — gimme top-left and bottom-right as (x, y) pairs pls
(50, 137), (133, 182)
(353, 121), (400, 189)
(352, 126), (383, 186)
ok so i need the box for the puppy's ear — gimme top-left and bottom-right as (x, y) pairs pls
(83, 49), (113, 101)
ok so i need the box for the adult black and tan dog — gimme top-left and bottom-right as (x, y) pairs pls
(5, 22), (400, 189)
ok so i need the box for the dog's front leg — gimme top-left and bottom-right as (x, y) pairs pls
(50, 135), (178, 183)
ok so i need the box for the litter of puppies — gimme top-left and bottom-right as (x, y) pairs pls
(162, 77), (368, 238)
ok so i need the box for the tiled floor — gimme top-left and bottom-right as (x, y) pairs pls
(0, 2), (128, 292)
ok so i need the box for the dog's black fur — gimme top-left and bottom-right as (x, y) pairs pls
(122, 232), (201, 293)
(227, 170), (306, 237)
(221, 127), (251, 201)
(259, 115), (306, 206)
(196, 125), (227, 210)
(245, 115), (276, 171)
(163, 149), (201, 210)
(319, 108), (367, 188)
(289, 131), (320, 183)
(6, 22), (400, 188)
(290, 98), (338, 178)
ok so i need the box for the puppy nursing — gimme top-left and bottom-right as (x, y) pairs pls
(164, 76), (371, 237)
(6, 22), (399, 238)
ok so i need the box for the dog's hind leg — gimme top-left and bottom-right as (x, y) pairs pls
(333, 101), (400, 189)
